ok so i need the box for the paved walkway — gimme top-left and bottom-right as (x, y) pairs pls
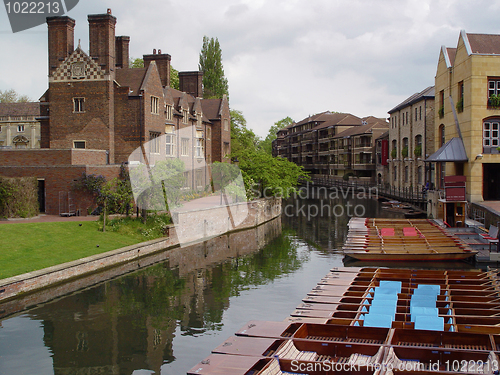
(0, 214), (99, 224)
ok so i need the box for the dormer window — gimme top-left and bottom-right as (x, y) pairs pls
(182, 110), (189, 124)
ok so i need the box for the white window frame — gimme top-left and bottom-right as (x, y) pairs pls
(166, 105), (173, 120)
(195, 130), (204, 158)
(181, 138), (189, 156)
(149, 132), (160, 154)
(151, 96), (159, 115)
(73, 140), (86, 149)
(165, 125), (176, 156)
(17, 124), (25, 132)
(483, 121), (500, 147)
(73, 97), (85, 113)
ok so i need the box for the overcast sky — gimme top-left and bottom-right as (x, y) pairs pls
(1, 0), (499, 137)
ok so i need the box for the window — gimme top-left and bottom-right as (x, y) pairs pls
(165, 125), (176, 156)
(207, 126), (211, 140)
(195, 130), (204, 158)
(489, 79), (500, 98)
(181, 138), (189, 156)
(415, 108), (418, 121)
(149, 132), (160, 153)
(419, 106), (422, 120)
(183, 171), (190, 189)
(182, 110), (189, 124)
(73, 97), (84, 113)
(224, 119), (229, 131)
(418, 166), (423, 185)
(223, 142), (230, 157)
(195, 169), (203, 188)
(483, 120), (500, 147)
(151, 96), (159, 114)
(166, 105), (173, 120)
(393, 166), (397, 181)
(17, 125), (24, 132)
(404, 166), (409, 183)
(73, 141), (86, 149)
(439, 90), (444, 118)
(439, 125), (445, 147)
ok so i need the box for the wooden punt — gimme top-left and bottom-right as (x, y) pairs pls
(343, 218), (477, 262)
(190, 267), (500, 374)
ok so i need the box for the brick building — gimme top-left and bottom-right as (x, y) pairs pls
(273, 112), (388, 183)
(0, 9), (231, 216)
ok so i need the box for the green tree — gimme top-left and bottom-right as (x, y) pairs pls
(199, 36), (229, 99)
(230, 109), (261, 155)
(0, 89), (30, 103)
(260, 116), (294, 155)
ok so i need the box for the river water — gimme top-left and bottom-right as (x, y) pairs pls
(0, 192), (455, 375)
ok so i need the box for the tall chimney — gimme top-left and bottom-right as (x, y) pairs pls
(143, 52), (171, 87)
(179, 71), (204, 97)
(46, 16), (75, 76)
(88, 9), (116, 76)
(115, 36), (130, 69)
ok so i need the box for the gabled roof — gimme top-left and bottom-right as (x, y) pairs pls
(388, 86), (435, 114)
(425, 137), (468, 162)
(292, 112), (363, 133)
(115, 68), (147, 96)
(466, 33), (500, 55)
(0, 102), (40, 116)
(201, 99), (223, 120)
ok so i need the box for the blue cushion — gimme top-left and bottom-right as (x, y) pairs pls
(414, 284), (440, 295)
(411, 307), (438, 322)
(364, 313), (393, 328)
(379, 280), (402, 292)
(414, 315), (444, 331)
(368, 305), (396, 320)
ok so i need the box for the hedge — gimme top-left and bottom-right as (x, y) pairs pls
(0, 177), (39, 218)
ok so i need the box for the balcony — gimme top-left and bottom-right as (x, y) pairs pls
(483, 146), (500, 154)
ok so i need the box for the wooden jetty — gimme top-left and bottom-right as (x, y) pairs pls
(342, 218), (477, 262)
(188, 266), (500, 374)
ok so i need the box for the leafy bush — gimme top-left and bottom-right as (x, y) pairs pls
(0, 177), (39, 218)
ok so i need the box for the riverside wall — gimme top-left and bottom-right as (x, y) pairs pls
(0, 197), (282, 306)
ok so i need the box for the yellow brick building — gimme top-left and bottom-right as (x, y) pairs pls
(432, 30), (500, 204)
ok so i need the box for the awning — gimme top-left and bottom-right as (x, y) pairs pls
(425, 137), (468, 162)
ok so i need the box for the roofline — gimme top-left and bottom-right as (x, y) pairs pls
(387, 86), (434, 114)
(442, 45), (452, 68)
(461, 29), (473, 56)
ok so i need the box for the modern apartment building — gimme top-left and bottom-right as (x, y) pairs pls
(273, 112), (388, 182)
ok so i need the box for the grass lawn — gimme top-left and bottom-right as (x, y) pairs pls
(0, 219), (161, 280)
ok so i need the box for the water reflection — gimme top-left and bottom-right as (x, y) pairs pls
(2, 193), (465, 375)
(0, 213), (342, 375)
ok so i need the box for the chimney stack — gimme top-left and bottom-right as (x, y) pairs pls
(115, 36), (130, 69)
(179, 71), (204, 97)
(143, 51), (171, 87)
(46, 16), (75, 76)
(88, 10), (117, 75)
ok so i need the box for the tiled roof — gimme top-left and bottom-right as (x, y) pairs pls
(446, 48), (457, 66)
(467, 33), (500, 54)
(115, 68), (146, 96)
(388, 86), (435, 114)
(201, 99), (222, 120)
(333, 122), (388, 138)
(0, 102), (40, 116)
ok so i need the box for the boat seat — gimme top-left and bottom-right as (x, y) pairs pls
(481, 225), (499, 240)
(258, 358), (307, 375)
(414, 284), (440, 295)
(274, 340), (317, 361)
(410, 307), (439, 322)
(364, 313), (393, 328)
(414, 315), (444, 331)
(379, 280), (402, 292)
